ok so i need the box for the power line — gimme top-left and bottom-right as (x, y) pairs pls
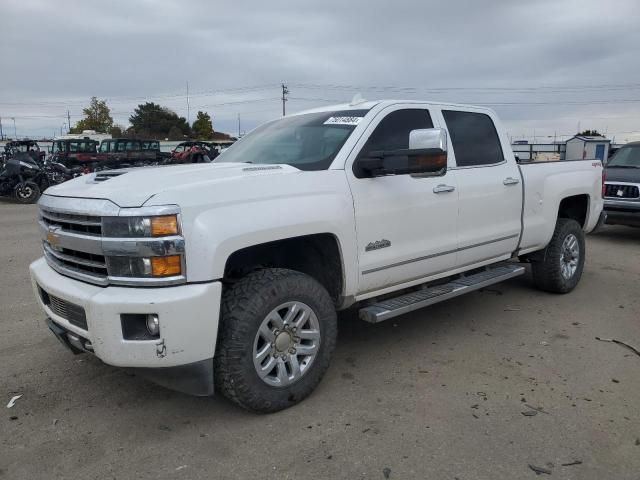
(291, 82), (640, 94)
(0, 84), (281, 107)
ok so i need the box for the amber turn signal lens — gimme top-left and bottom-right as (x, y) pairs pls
(151, 255), (182, 277)
(150, 215), (178, 236)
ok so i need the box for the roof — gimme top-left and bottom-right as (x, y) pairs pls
(294, 99), (497, 117)
(567, 135), (610, 143)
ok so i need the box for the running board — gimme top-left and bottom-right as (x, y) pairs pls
(358, 263), (526, 323)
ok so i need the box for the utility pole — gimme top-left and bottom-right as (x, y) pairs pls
(67, 110), (71, 132)
(281, 83), (289, 116)
(237, 113), (241, 138)
(0, 116), (3, 140)
(186, 81), (190, 126)
(11, 117), (16, 139)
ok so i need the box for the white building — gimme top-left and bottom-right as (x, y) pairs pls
(565, 135), (610, 162)
(55, 130), (111, 143)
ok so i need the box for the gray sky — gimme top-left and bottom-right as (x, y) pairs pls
(2, 0), (640, 142)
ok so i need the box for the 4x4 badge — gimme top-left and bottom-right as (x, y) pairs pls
(365, 239), (391, 252)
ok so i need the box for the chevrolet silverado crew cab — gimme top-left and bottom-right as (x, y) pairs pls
(30, 100), (606, 412)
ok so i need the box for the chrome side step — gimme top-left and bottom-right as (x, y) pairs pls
(358, 263), (525, 323)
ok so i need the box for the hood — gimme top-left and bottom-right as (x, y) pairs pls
(43, 163), (299, 207)
(605, 166), (640, 183)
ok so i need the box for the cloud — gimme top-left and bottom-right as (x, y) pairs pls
(1, 0), (639, 141)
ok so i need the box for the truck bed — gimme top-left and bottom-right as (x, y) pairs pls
(517, 158), (604, 255)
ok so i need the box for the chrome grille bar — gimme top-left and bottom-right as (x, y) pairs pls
(43, 243), (107, 270)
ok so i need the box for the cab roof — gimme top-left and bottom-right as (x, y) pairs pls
(293, 99), (495, 116)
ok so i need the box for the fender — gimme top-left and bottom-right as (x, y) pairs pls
(146, 169), (360, 298)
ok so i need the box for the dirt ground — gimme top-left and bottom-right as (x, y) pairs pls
(1, 201), (639, 479)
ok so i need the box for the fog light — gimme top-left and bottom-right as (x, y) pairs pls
(146, 314), (160, 336)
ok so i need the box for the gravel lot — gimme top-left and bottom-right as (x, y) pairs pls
(1, 201), (639, 479)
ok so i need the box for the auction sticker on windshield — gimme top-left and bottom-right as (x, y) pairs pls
(324, 116), (363, 126)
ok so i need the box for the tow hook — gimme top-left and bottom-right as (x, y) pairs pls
(155, 339), (167, 358)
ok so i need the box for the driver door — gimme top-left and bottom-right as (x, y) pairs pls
(346, 106), (459, 296)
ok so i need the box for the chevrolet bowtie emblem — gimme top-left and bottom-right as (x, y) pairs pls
(47, 226), (61, 248)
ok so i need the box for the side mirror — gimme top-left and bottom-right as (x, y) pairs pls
(354, 128), (448, 178)
(409, 128), (447, 152)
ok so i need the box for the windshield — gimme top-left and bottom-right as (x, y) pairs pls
(216, 110), (369, 171)
(608, 145), (640, 168)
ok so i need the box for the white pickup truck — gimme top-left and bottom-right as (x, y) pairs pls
(30, 100), (606, 412)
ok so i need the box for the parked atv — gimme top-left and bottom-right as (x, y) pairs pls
(43, 159), (84, 186)
(96, 138), (169, 169)
(3, 140), (46, 164)
(0, 153), (46, 203)
(49, 139), (99, 169)
(171, 141), (216, 164)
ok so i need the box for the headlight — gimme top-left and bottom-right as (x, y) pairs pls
(106, 255), (182, 278)
(102, 215), (179, 237)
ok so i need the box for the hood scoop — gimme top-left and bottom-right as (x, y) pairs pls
(91, 170), (129, 183)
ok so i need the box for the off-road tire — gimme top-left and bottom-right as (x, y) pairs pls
(13, 181), (40, 204)
(531, 218), (585, 293)
(214, 268), (337, 413)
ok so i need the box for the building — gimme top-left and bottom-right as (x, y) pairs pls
(55, 130), (111, 143)
(564, 135), (610, 162)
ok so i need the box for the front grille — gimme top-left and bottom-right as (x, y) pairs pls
(44, 243), (108, 277)
(39, 287), (88, 330)
(40, 208), (102, 235)
(604, 184), (640, 199)
(40, 206), (107, 283)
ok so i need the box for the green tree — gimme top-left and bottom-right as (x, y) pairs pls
(129, 102), (190, 139)
(109, 124), (125, 137)
(578, 129), (603, 137)
(167, 126), (184, 141)
(192, 111), (214, 139)
(71, 97), (113, 133)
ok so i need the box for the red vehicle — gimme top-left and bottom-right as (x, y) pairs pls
(96, 139), (169, 169)
(49, 139), (99, 169)
(171, 141), (217, 164)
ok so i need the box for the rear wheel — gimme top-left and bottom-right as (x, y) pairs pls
(215, 268), (337, 413)
(531, 218), (585, 293)
(13, 181), (40, 203)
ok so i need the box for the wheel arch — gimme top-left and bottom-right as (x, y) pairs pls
(557, 193), (590, 228)
(223, 233), (347, 306)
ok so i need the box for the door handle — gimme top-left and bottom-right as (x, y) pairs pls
(503, 177), (520, 186)
(433, 184), (455, 193)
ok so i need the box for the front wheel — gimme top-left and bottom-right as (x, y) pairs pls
(13, 181), (40, 203)
(215, 268), (337, 413)
(531, 218), (585, 293)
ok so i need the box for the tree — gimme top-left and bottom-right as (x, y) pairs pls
(71, 97), (113, 133)
(109, 124), (125, 137)
(129, 102), (190, 139)
(578, 129), (603, 137)
(167, 126), (184, 141)
(192, 111), (214, 139)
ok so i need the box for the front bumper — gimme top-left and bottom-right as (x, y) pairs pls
(30, 257), (222, 395)
(604, 199), (640, 227)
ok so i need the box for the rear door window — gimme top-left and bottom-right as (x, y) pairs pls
(442, 110), (504, 167)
